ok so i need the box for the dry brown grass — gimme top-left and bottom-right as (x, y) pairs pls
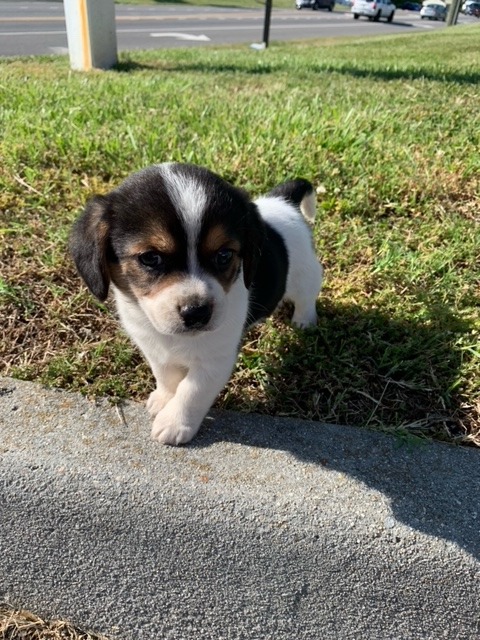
(0, 604), (110, 640)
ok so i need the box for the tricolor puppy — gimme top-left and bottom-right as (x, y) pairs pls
(70, 163), (323, 445)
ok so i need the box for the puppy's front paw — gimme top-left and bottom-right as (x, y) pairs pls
(146, 387), (174, 417)
(151, 407), (199, 446)
(292, 307), (318, 329)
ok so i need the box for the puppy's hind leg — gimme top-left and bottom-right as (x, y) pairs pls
(290, 260), (324, 328)
(268, 178), (323, 328)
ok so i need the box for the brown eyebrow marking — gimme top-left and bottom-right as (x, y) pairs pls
(128, 229), (178, 256)
(202, 224), (240, 254)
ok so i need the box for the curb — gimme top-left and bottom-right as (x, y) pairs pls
(1, 376), (479, 639)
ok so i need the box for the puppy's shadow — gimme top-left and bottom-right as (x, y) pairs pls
(192, 300), (480, 561)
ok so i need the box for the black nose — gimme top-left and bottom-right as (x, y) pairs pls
(179, 303), (213, 329)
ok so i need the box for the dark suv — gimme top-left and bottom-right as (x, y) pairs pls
(296, 0), (335, 10)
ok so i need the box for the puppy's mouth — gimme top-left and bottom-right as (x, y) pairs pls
(177, 325), (214, 335)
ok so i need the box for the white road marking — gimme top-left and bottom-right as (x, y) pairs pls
(150, 32), (211, 41)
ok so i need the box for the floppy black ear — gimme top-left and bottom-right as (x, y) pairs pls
(242, 202), (265, 289)
(69, 195), (112, 301)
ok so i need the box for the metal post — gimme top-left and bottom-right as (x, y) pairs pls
(64, 0), (118, 71)
(263, 0), (273, 48)
(446, 0), (462, 24)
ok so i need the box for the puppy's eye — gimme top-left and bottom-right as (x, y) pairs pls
(213, 248), (234, 271)
(138, 251), (163, 270)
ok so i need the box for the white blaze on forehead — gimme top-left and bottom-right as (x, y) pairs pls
(159, 163), (208, 271)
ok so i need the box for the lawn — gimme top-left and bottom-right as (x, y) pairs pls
(1, 25), (479, 447)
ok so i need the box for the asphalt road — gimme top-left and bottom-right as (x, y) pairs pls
(0, 0), (473, 57)
(1, 376), (479, 639)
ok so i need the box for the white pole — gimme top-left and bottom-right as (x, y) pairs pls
(64, 0), (118, 71)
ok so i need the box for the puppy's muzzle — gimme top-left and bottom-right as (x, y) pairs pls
(178, 302), (213, 330)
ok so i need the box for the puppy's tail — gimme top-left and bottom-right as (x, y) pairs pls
(268, 178), (316, 224)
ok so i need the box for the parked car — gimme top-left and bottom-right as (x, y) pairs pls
(296, 0), (335, 10)
(464, 1), (480, 14)
(420, 3), (447, 19)
(351, 0), (396, 20)
(461, 0), (477, 12)
(402, 1), (421, 9)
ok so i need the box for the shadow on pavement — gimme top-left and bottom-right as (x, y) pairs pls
(191, 299), (479, 561)
(195, 405), (480, 562)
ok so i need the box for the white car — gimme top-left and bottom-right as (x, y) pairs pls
(351, 0), (396, 20)
(420, 3), (447, 18)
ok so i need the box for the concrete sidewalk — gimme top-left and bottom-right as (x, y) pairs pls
(0, 375), (479, 639)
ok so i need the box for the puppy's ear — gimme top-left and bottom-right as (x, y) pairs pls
(69, 195), (112, 301)
(242, 202), (265, 289)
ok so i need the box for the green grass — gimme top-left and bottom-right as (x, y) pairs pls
(1, 25), (479, 446)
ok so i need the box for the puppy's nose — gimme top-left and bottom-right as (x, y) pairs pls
(179, 303), (213, 329)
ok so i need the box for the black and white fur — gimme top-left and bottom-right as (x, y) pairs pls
(70, 163), (323, 445)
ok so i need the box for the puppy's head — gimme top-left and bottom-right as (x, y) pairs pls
(70, 163), (264, 335)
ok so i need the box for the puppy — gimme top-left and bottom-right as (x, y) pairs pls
(70, 163), (323, 445)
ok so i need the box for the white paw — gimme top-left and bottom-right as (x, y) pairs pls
(292, 312), (318, 329)
(151, 407), (199, 446)
(146, 387), (174, 417)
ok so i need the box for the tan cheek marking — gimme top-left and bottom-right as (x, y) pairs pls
(217, 255), (242, 293)
(134, 272), (186, 299)
(109, 260), (185, 299)
(108, 227), (181, 297)
(108, 261), (139, 297)
(201, 224), (242, 292)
